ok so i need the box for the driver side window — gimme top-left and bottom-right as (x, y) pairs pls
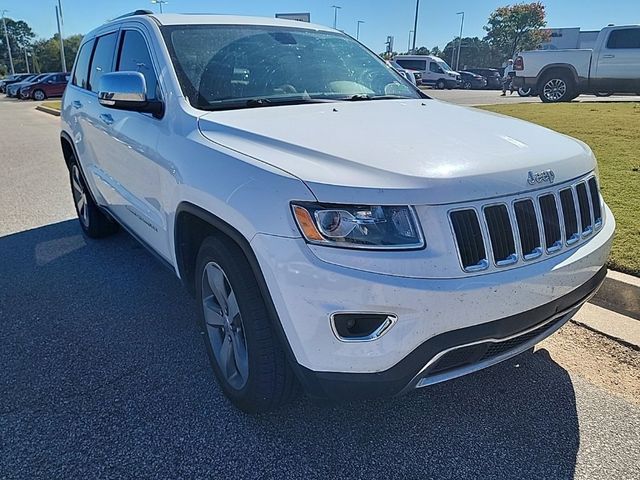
(429, 62), (443, 74)
(117, 30), (159, 100)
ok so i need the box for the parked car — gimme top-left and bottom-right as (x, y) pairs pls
(20, 72), (70, 100)
(5, 74), (38, 97)
(387, 60), (417, 86)
(464, 67), (502, 89)
(394, 55), (461, 89)
(62, 11), (614, 412)
(514, 25), (640, 102)
(459, 71), (488, 89)
(0, 73), (32, 93)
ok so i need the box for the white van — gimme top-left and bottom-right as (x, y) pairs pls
(395, 55), (461, 89)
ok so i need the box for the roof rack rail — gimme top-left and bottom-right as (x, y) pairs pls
(110, 10), (154, 21)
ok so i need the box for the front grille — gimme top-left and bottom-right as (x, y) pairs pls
(450, 209), (487, 271)
(576, 182), (592, 235)
(450, 176), (602, 272)
(538, 194), (562, 252)
(484, 205), (516, 265)
(513, 199), (541, 259)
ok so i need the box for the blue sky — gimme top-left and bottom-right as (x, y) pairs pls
(13, 0), (640, 52)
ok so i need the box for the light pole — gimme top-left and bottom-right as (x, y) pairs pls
(356, 20), (364, 40)
(55, 3), (67, 72)
(331, 5), (341, 29)
(1, 10), (14, 75)
(455, 11), (464, 71)
(151, 0), (168, 13)
(408, 30), (414, 54)
(23, 46), (29, 73)
(411, 0), (420, 54)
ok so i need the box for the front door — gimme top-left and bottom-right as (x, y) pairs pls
(593, 27), (640, 93)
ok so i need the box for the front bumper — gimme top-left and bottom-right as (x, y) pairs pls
(251, 204), (614, 398)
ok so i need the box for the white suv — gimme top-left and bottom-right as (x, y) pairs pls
(60, 12), (615, 412)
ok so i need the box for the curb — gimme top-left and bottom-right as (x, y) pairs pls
(591, 269), (640, 321)
(35, 105), (60, 117)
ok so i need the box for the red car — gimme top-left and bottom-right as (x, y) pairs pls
(19, 72), (71, 100)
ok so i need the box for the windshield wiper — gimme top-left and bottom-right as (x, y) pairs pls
(200, 96), (339, 111)
(345, 94), (413, 101)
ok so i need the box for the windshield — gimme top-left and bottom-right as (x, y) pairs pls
(162, 25), (421, 110)
(435, 59), (454, 72)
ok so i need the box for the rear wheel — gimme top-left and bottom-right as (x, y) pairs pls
(539, 71), (575, 103)
(33, 89), (46, 101)
(518, 87), (532, 97)
(195, 236), (297, 413)
(435, 79), (446, 90)
(69, 158), (119, 238)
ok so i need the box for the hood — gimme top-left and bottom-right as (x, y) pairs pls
(198, 99), (595, 205)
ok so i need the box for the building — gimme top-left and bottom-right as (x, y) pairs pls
(540, 27), (600, 50)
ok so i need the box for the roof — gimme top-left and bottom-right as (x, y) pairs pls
(148, 13), (333, 32)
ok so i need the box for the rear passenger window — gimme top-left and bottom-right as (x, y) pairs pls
(607, 28), (640, 49)
(89, 32), (118, 92)
(117, 30), (159, 100)
(72, 39), (95, 89)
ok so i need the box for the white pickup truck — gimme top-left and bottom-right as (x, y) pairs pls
(513, 25), (640, 102)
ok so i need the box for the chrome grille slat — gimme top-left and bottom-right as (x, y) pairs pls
(449, 176), (603, 273)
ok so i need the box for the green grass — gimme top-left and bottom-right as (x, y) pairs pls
(41, 100), (61, 111)
(478, 103), (640, 277)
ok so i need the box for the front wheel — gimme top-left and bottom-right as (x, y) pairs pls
(195, 236), (297, 413)
(435, 79), (446, 90)
(518, 87), (532, 97)
(33, 89), (46, 101)
(462, 81), (472, 89)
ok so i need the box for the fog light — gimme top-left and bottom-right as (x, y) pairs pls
(331, 313), (397, 342)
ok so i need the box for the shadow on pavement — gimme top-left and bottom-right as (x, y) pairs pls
(0, 220), (579, 479)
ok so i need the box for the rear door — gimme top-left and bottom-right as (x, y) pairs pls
(50, 73), (71, 96)
(593, 27), (640, 93)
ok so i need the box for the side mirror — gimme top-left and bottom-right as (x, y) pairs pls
(97, 71), (163, 118)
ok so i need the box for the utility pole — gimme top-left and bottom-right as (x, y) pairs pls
(411, 0), (420, 54)
(23, 46), (29, 73)
(408, 30), (414, 54)
(151, 0), (168, 13)
(55, 3), (67, 72)
(455, 12), (465, 71)
(356, 20), (364, 40)
(1, 10), (14, 75)
(331, 5), (341, 29)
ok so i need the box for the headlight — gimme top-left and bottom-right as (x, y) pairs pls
(292, 203), (424, 250)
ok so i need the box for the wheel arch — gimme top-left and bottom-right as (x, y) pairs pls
(60, 131), (75, 171)
(174, 201), (307, 382)
(536, 63), (579, 91)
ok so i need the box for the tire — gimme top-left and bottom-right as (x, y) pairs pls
(195, 236), (297, 413)
(33, 89), (46, 101)
(68, 157), (119, 238)
(435, 79), (446, 90)
(539, 71), (575, 103)
(518, 87), (532, 97)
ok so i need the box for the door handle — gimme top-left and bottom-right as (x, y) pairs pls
(99, 113), (114, 125)
(602, 54), (615, 58)
(72, 100), (82, 109)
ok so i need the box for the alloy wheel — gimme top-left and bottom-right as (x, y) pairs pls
(71, 164), (89, 227)
(34, 90), (45, 101)
(201, 262), (249, 390)
(543, 79), (566, 101)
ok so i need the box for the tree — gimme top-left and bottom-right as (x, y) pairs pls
(32, 34), (82, 73)
(442, 37), (503, 69)
(1, 17), (36, 73)
(484, 2), (549, 62)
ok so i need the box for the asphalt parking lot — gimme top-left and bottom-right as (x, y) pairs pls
(1, 97), (639, 479)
